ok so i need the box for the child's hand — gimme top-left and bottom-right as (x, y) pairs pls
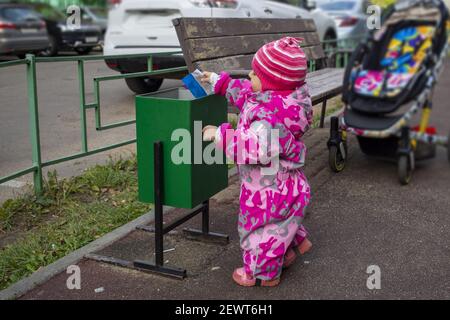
(202, 125), (217, 142)
(200, 71), (213, 84)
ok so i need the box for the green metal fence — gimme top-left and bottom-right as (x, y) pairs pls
(0, 37), (360, 195)
(0, 51), (187, 194)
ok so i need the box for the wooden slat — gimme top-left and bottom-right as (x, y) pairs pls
(307, 69), (344, 104)
(186, 32), (321, 62)
(307, 68), (344, 82)
(174, 18), (326, 72)
(226, 68), (344, 113)
(226, 67), (344, 80)
(303, 45), (325, 62)
(195, 55), (253, 74)
(173, 18), (317, 39)
(194, 44), (325, 73)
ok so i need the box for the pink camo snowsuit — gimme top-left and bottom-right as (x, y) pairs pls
(214, 72), (313, 281)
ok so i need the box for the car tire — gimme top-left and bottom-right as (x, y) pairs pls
(322, 31), (337, 67)
(75, 47), (93, 55)
(125, 77), (164, 94)
(323, 32), (337, 51)
(39, 35), (58, 57)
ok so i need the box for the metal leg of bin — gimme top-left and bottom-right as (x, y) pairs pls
(89, 141), (228, 279)
(133, 141), (187, 279)
(183, 199), (230, 245)
(320, 99), (327, 128)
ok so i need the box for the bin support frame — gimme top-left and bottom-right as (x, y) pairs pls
(87, 141), (229, 279)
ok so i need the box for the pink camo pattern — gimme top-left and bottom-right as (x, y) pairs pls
(214, 73), (313, 280)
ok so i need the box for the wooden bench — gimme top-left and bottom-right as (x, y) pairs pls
(173, 18), (345, 128)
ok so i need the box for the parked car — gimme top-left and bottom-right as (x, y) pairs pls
(104, 0), (337, 94)
(318, 0), (370, 40)
(0, 3), (49, 58)
(25, 2), (102, 56)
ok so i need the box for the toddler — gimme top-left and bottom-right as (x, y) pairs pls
(201, 37), (313, 287)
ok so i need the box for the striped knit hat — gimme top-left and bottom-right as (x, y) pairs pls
(252, 37), (307, 91)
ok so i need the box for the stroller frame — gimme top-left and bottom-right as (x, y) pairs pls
(328, 0), (450, 184)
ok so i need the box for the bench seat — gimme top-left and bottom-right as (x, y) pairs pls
(227, 68), (344, 115)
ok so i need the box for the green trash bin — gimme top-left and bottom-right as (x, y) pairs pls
(136, 87), (228, 209)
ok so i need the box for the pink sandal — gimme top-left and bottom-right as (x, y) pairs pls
(232, 268), (280, 287)
(283, 238), (312, 269)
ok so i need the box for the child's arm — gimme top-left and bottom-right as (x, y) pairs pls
(201, 71), (253, 112)
(297, 85), (314, 136)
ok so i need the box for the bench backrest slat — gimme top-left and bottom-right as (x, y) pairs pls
(173, 18), (326, 73)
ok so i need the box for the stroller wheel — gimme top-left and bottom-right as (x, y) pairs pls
(398, 155), (412, 185)
(329, 144), (346, 173)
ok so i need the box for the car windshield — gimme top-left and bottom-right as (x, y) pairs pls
(319, 1), (356, 11)
(33, 4), (65, 21)
(0, 7), (41, 22)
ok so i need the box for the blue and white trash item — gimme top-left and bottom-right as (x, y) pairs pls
(182, 69), (213, 98)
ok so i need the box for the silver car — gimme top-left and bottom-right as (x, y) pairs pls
(0, 4), (49, 58)
(318, 0), (370, 40)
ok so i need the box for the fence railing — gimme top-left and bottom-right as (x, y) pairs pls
(0, 51), (187, 194)
(0, 37), (360, 195)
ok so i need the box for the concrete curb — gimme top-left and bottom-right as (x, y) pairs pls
(0, 210), (160, 300)
(0, 167), (240, 300)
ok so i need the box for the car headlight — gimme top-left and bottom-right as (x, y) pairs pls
(189, 0), (238, 8)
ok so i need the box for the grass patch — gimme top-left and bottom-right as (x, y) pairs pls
(0, 156), (151, 291)
(312, 97), (343, 128)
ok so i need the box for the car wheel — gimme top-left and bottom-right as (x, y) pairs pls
(16, 53), (26, 59)
(125, 77), (164, 94)
(323, 32), (337, 53)
(322, 31), (337, 67)
(75, 47), (93, 55)
(39, 35), (58, 57)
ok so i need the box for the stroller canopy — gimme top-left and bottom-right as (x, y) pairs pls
(344, 0), (448, 115)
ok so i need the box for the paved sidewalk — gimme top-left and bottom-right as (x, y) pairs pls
(20, 60), (450, 300)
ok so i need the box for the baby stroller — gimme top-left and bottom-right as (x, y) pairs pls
(328, 0), (449, 184)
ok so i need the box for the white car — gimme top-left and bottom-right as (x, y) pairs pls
(104, 0), (337, 94)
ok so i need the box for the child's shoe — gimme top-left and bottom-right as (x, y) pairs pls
(232, 268), (280, 287)
(283, 238), (312, 269)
